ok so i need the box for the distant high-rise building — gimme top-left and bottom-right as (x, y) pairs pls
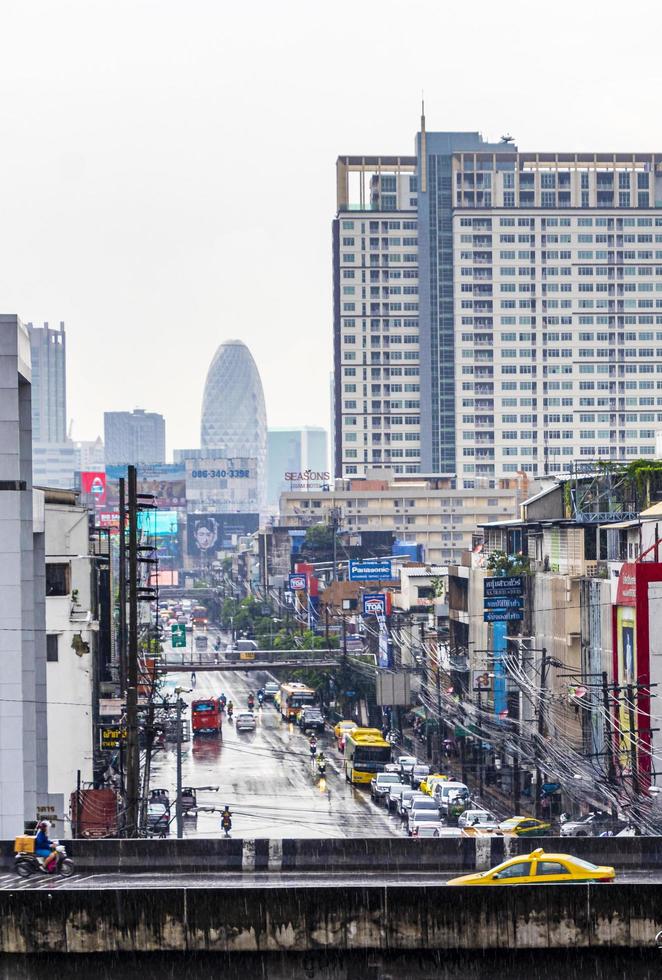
(27, 321), (75, 489)
(27, 321), (67, 443)
(104, 409), (166, 466)
(75, 436), (105, 472)
(333, 157), (420, 479)
(200, 340), (267, 508)
(267, 427), (328, 508)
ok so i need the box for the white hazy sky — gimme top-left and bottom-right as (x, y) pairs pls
(2, 0), (662, 455)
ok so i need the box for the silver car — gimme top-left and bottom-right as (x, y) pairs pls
(236, 712), (256, 732)
(407, 797), (441, 832)
(385, 782), (409, 812)
(457, 809), (498, 831)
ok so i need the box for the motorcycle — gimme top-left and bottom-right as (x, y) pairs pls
(219, 696), (227, 711)
(15, 842), (74, 878)
(221, 815), (232, 838)
(247, 696), (255, 710)
(227, 705), (234, 720)
(257, 694), (264, 708)
(317, 759), (327, 777)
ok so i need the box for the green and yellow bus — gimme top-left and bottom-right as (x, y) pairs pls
(344, 728), (392, 785)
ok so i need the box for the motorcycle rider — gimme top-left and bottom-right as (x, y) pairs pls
(219, 693), (227, 710)
(247, 693), (255, 710)
(220, 805), (232, 838)
(227, 700), (234, 719)
(309, 735), (318, 761)
(257, 689), (264, 706)
(316, 751), (326, 774)
(34, 820), (57, 873)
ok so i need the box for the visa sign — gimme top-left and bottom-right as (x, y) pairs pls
(288, 573), (307, 592)
(363, 593), (389, 617)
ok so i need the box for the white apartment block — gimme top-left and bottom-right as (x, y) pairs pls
(279, 471), (524, 565)
(333, 158), (421, 479)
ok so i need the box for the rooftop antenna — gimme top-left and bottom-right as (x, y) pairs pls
(500, 134), (514, 144)
(420, 90), (427, 194)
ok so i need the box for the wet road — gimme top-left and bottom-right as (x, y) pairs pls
(0, 869), (657, 891)
(148, 662), (402, 840)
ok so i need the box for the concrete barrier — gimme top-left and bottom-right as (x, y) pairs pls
(4, 834), (662, 874)
(2, 882), (662, 953)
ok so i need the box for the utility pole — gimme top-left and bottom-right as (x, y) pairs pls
(176, 696), (183, 839)
(627, 683), (639, 795)
(125, 465), (140, 837)
(118, 478), (127, 695)
(534, 647), (548, 820)
(602, 671), (617, 784)
(477, 686), (484, 800)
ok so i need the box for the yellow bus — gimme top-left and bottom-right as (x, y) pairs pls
(344, 728), (392, 785)
(279, 682), (316, 721)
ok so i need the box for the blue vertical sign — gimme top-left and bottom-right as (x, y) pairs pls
(492, 620), (508, 718)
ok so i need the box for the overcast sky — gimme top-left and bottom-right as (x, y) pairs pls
(2, 0), (662, 456)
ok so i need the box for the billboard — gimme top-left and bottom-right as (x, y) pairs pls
(362, 593), (391, 617)
(288, 573), (307, 592)
(105, 464), (187, 508)
(187, 512), (259, 556)
(81, 471), (107, 506)
(137, 509), (179, 536)
(349, 560), (393, 582)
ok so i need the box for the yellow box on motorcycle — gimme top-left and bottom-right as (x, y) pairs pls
(14, 836), (35, 853)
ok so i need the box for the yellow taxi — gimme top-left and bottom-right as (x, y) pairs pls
(448, 848), (615, 886)
(499, 816), (551, 837)
(420, 774), (448, 796)
(334, 720), (357, 740)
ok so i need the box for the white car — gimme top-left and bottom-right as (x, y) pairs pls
(457, 809), (499, 831)
(409, 818), (444, 838)
(407, 797), (441, 832)
(236, 712), (256, 732)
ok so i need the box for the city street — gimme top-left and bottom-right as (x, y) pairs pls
(148, 657), (402, 840)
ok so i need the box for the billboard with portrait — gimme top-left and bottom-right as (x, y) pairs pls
(186, 512), (259, 556)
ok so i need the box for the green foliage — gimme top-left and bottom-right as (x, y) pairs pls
(430, 576), (446, 598)
(486, 550), (530, 575)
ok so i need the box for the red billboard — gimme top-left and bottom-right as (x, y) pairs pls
(81, 471), (107, 506)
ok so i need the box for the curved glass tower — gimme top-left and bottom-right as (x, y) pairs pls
(200, 339), (267, 507)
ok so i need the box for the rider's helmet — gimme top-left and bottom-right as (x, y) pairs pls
(38, 820), (51, 831)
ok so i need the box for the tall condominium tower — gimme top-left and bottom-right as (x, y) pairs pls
(104, 409), (166, 466)
(335, 122), (662, 483)
(333, 157), (420, 478)
(27, 321), (67, 442)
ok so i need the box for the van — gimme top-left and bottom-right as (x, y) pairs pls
(434, 781), (469, 815)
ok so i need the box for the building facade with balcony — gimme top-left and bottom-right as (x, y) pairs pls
(279, 470), (524, 566)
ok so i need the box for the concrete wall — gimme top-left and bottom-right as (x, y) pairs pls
(3, 834), (662, 874)
(2, 882), (662, 953)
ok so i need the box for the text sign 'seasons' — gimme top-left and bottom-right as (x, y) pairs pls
(483, 596), (524, 611)
(349, 560), (392, 582)
(483, 575), (524, 597)
(484, 609), (524, 623)
(288, 573), (307, 592)
(362, 593), (387, 617)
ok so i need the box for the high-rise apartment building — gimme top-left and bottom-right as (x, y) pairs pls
(335, 124), (662, 483)
(104, 409), (166, 466)
(333, 157), (420, 478)
(27, 321), (67, 443)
